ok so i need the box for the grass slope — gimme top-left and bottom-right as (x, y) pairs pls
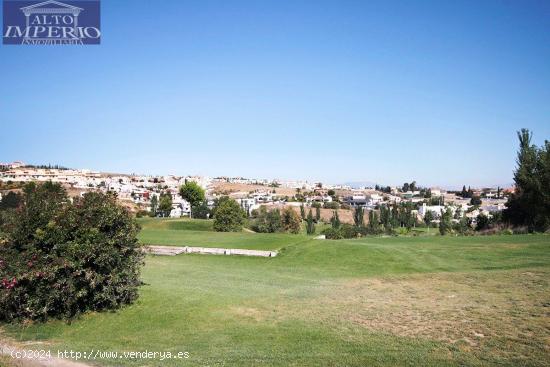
(137, 218), (308, 250)
(2, 234), (550, 367)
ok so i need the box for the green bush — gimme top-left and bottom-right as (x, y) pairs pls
(0, 182), (143, 322)
(213, 198), (245, 232)
(250, 207), (282, 233)
(322, 224), (360, 240)
(323, 227), (343, 240)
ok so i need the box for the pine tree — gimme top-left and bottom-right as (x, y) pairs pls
(306, 209), (315, 235)
(150, 195), (158, 216)
(439, 208), (452, 235)
(504, 129), (550, 231)
(315, 206), (321, 222)
(353, 206), (364, 227)
(330, 210), (340, 229)
(300, 204), (306, 220)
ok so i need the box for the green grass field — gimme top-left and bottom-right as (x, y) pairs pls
(2, 219), (549, 366)
(137, 218), (308, 250)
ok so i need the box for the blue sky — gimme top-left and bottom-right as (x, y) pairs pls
(1, 0), (549, 188)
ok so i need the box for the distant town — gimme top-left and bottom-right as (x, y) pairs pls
(0, 160), (510, 227)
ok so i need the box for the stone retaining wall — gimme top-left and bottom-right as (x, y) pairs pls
(144, 245), (277, 258)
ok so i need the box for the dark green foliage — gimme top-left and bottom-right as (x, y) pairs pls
(476, 213), (490, 231)
(281, 207), (301, 234)
(149, 195), (158, 216)
(250, 207), (282, 233)
(353, 206), (364, 227)
(461, 186), (474, 199)
(192, 202), (211, 219)
(504, 129), (550, 232)
(0, 191), (22, 210)
(367, 211), (383, 234)
(315, 206), (321, 222)
(213, 199), (246, 232)
(306, 209), (315, 235)
(300, 204), (306, 220)
(470, 196), (482, 206)
(330, 210), (340, 229)
(424, 210), (434, 227)
(439, 208), (453, 235)
(322, 227), (343, 239)
(0, 183), (143, 322)
(323, 224), (359, 239)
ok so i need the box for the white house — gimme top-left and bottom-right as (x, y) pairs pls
(237, 198), (260, 215)
(419, 203), (446, 218)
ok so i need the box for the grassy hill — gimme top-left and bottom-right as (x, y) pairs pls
(137, 217), (309, 250)
(2, 224), (549, 367)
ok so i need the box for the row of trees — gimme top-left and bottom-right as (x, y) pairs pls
(250, 206), (304, 234)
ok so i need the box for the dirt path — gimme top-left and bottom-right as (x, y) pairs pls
(0, 340), (89, 367)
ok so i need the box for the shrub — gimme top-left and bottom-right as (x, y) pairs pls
(213, 198), (245, 232)
(135, 209), (150, 218)
(323, 202), (340, 209)
(340, 224), (359, 239)
(323, 227), (343, 240)
(0, 183), (143, 322)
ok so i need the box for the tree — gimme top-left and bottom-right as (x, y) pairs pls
(179, 182), (205, 217)
(315, 206), (321, 222)
(281, 207), (301, 234)
(353, 206), (364, 227)
(470, 196), (482, 206)
(306, 209), (315, 235)
(454, 216), (471, 235)
(158, 192), (173, 217)
(250, 207), (282, 233)
(475, 213), (490, 231)
(424, 210), (434, 227)
(330, 210), (341, 229)
(211, 196), (231, 218)
(367, 210), (382, 234)
(149, 195), (158, 216)
(266, 209), (282, 233)
(504, 129), (550, 231)
(402, 182), (410, 192)
(300, 204), (306, 220)
(439, 207), (452, 235)
(327, 189), (336, 197)
(192, 202), (210, 219)
(0, 192), (22, 210)
(213, 199), (245, 232)
(0, 183), (143, 321)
